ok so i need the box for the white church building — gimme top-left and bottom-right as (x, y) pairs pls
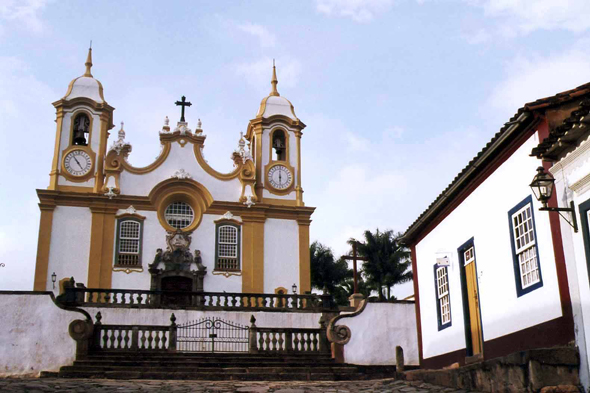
(33, 48), (314, 297)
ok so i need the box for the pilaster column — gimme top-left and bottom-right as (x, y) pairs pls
(295, 130), (304, 206)
(87, 204), (118, 289)
(297, 217), (312, 294)
(33, 202), (56, 291)
(241, 213), (266, 293)
(48, 109), (65, 190)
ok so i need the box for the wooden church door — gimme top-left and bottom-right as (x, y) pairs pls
(460, 242), (484, 359)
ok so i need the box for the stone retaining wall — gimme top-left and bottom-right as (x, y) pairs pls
(402, 347), (580, 393)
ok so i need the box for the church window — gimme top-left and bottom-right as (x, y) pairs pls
(165, 202), (194, 229)
(509, 195), (543, 296)
(434, 264), (451, 330)
(72, 113), (90, 146)
(115, 219), (143, 267)
(215, 224), (240, 271)
(272, 130), (286, 161)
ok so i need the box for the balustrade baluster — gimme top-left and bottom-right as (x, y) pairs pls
(312, 333), (318, 352)
(260, 332), (266, 351)
(123, 329), (130, 349)
(271, 332), (278, 351)
(140, 330), (147, 349)
(102, 330), (109, 349)
(162, 332), (168, 350)
(147, 330), (154, 349)
(154, 331), (161, 349)
(278, 332), (284, 351)
(120, 292), (126, 305)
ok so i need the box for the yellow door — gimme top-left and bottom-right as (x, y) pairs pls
(464, 247), (483, 356)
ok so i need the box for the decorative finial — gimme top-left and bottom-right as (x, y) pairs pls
(270, 59), (279, 97)
(84, 45), (93, 77)
(197, 118), (202, 129)
(164, 116), (169, 126)
(118, 121), (125, 140)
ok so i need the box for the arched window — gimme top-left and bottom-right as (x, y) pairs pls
(72, 113), (90, 146)
(115, 219), (143, 267)
(215, 224), (240, 271)
(165, 202), (194, 229)
(272, 130), (286, 161)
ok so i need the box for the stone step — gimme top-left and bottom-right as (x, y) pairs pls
(73, 359), (337, 367)
(56, 370), (369, 381)
(61, 365), (358, 374)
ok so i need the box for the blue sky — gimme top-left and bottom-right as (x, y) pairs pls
(2, 0), (590, 296)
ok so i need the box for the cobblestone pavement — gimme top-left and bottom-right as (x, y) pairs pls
(0, 378), (478, 393)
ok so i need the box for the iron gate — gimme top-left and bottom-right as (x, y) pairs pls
(176, 317), (249, 353)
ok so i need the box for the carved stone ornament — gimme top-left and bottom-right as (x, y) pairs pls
(221, 211), (234, 220)
(104, 186), (117, 199)
(171, 169), (192, 180)
(122, 205), (137, 215)
(244, 194), (255, 208)
(174, 121), (192, 135)
(109, 121), (132, 155)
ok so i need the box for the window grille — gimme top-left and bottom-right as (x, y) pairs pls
(436, 266), (451, 326)
(165, 202), (194, 229)
(216, 224), (240, 271)
(116, 220), (141, 267)
(512, 203), (540, 289)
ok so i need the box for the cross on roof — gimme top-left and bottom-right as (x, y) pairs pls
(175, 96), (192, 122)
(342, 242), (368, 295)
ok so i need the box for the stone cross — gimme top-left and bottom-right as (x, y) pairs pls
(175, 96), (192, 122)
(342, 242), (368, 294)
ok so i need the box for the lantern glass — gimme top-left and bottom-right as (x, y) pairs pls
(292, 283), (297, 294)
(51, 272), (57, 283)
(530, 167), (555, 205)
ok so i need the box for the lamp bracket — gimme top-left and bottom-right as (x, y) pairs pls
(539, 201), (578, 232)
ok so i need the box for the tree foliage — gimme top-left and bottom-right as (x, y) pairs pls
(348, 229), (412, 301)
(310, 241), (352, 306)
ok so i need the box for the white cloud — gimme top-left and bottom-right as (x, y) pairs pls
(462, 28), (492, 45)
(487, 45), (590, 119)
(315, 0), (395, 23)
(237, 22), (276, 48)
(235, 57), (302, 94)
(470, 0), (590, 34)
(0, 0), (49, 34)
(344, 131), (371, 152)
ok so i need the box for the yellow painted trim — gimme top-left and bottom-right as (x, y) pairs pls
(33, 204), (55, 290)
(49, 109), (65, 190)
(56, 185), (94, 193)
(298, 219), (311, 295)
(87, 205), (117, 289)
(60, 145), (97, 183)
(262, 198), (298, 207)
(213, 217), (243, 226)
(115, 212), (147, 220)
(193, 143), (241, 181)
(149, 178), (214, 233)
(113, 143), (171, 175)
(241, 215), (266, 293)
(94, 114), (111, 193)
(295, 131), (304, 206)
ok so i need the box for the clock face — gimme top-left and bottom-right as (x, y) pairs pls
(267, 165), (293, 190)
(64, 150), (93, 177)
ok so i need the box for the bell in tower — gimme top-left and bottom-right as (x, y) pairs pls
(272, 130), (286, 161)
(72, 113), (90, 146)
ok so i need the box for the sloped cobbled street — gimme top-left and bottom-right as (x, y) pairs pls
(0, 378), (478, 393)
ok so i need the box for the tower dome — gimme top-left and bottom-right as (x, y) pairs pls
(62, 48), (106, 103)
(256, 63), (298, 120)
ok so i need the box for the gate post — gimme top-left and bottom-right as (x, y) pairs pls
(249, 315), (259, 354)
(319, 315), (330, 354)
(131, 327), (139, 351)
(169, 313), (177, 352)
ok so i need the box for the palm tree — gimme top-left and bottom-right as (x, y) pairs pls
(348, 229), (412, 301)
(310, 241), (352, 306)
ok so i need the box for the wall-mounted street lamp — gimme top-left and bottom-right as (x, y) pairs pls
(529, 166), (578, 232)
(292, 283), (298, 294)
(51, 272), (57, 289)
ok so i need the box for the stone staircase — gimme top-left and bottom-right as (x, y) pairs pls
(47, 352), (397, 381)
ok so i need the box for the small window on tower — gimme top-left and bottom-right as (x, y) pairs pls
(272, 130), (286, 161)
(72, 113), (90, 146)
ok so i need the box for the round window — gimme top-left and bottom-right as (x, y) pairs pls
(164, 201), (194, 229)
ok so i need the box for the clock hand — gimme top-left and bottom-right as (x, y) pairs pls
(72, 156), (83, 170)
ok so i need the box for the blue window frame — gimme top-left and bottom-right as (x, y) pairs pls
(508, 195), (543, 296)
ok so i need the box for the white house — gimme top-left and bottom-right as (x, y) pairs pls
(400, 84), (590, 369)
(531, 92), (590, 389)
(33, 48), (314, 297)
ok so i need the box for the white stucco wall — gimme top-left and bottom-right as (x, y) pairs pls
(550, 134), (590, 391)
(263, 218), (300, 294)
(111, 212), (242, 293)
(343, 302), (418, 366)
(415, 132), (563, 360)
(47, 206), (92, 293)
(0, 293), (80, 376)
(119, 141), (242, 202)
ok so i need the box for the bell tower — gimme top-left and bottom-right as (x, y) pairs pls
(48, 47), (114, 193)
(246, 63), (306, 206)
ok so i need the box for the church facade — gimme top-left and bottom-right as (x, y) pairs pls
(33, 49), (314, 296)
